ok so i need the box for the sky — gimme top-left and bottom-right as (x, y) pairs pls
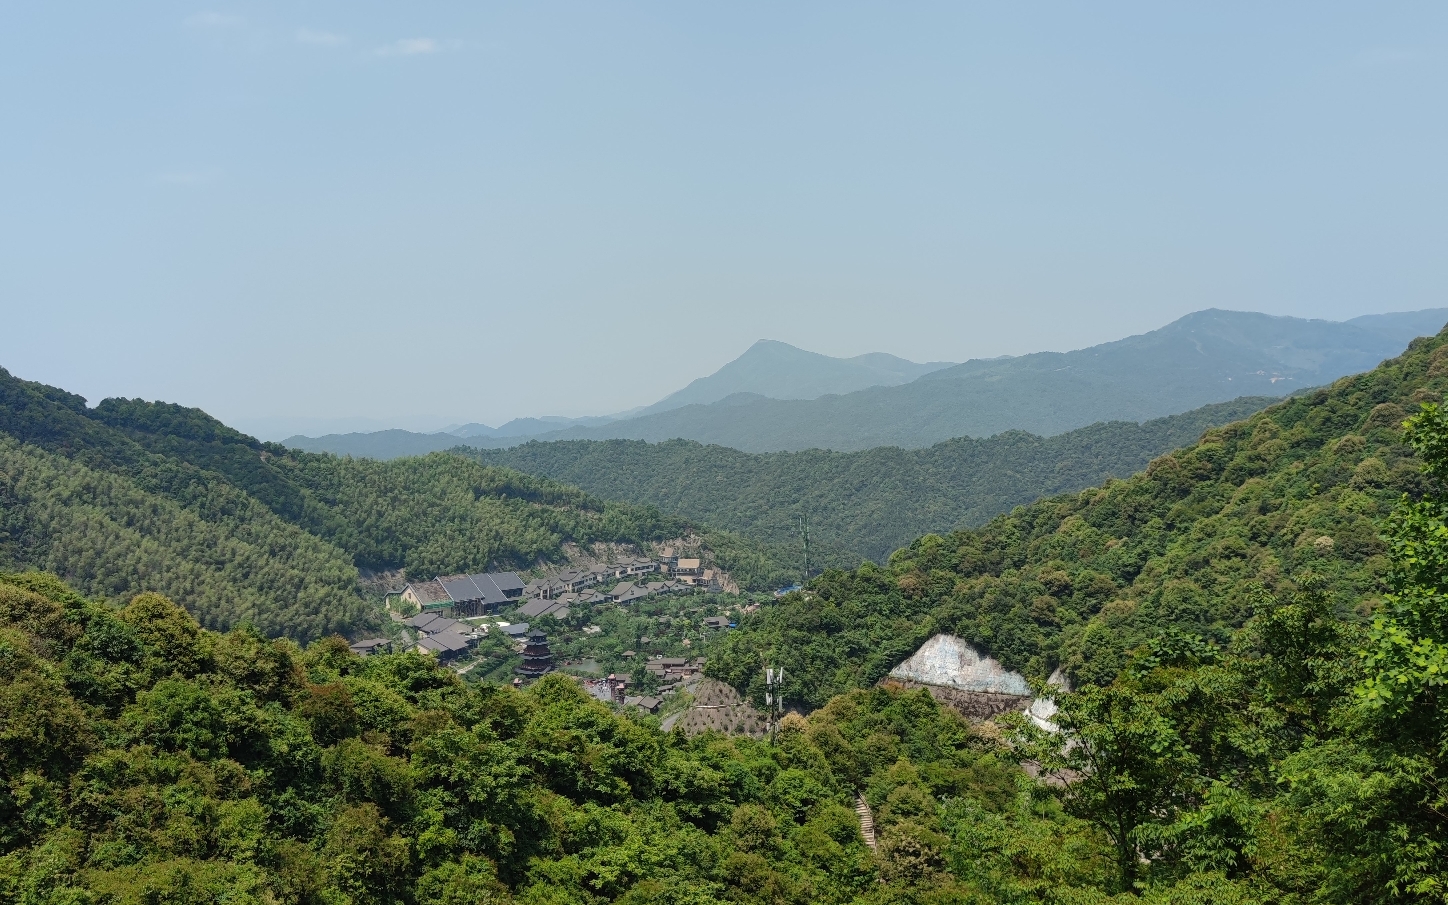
(3, 2), (1447, 439)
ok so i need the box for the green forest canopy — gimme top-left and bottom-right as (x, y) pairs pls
(708, 328), (1448, 708)
(3, 331), (1448, 901)
(0, 368), (799, 640)
(4, 399), (1446, 905)
(467, 397), (1277, 564)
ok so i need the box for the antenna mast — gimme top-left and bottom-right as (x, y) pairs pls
(764, 665), (787, 740)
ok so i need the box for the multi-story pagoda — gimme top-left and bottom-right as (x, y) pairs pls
(517, 629), (554, 679)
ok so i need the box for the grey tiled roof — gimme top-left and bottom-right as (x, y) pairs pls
(406, 580), (451, 604)
(435, 571), (525, 605)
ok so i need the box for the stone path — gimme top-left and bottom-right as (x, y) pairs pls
(855, 794), (877, 850)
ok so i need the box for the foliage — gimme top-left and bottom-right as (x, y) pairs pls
(0, 571), (1094, 905)
(1329, 401), (1448, 900)
(710, 330), (1448, 706)
(4, 329), (1448, 901)
(468, 398), (1278, 564)
(0, 433), (367, 640)
(0, 367), (798, 639)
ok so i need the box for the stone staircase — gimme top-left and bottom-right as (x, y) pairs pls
(855, 794), (877, 851)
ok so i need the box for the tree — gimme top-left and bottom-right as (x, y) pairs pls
(1037, 684), (1197, 893)
(1353, 402), (1448, 900)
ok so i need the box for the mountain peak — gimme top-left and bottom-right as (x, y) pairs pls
(638, 341), (955, 415)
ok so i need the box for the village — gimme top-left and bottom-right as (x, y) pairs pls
(347, 546), (757, 719)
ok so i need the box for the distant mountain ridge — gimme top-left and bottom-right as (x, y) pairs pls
(636, 339), (956, 415)
(287, 307), (1448, 458)
(445, 413), (635, 440)
(307, 341), (951, 443)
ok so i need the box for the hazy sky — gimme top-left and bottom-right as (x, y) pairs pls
(4, 3), (1447, 438)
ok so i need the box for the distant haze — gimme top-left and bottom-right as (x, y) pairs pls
(3, 4), (1448, 431)
(285, 307), (1448, 456)
(638, 341), (956, 416)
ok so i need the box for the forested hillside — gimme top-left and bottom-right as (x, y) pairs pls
(709, 327), (1448, 707)
(0, 570), (1110, 905)
(0, 368), (795, 638)
(5, 420), (1446, 904)
(690, 329), (1448, 901)
(470, 397), (1277, 563)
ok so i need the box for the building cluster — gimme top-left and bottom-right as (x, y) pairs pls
(398, 553), (723, 627)
(644, 656), (707, 690)
(512, 551), (723, 620)
(400, 570), (525, 618)
(390, 553), (729, 687)
(585, 674), (655, 712)
(404, 612), (481, 658)
(523, 557), (658, 600)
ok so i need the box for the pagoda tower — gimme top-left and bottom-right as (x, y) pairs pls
(517, 629), (555, 678)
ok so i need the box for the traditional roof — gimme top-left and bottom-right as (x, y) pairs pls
(408, 614), (463, 635)
(502, 622), (529, 637)
(434, 571), (525, 606)
(405, 580), (451, 604)
(430, 630), (472, 652)
(615, 586), (649, 604)
(516, 598), (572, 620)
(676, 558), (701, 571)
(490, 572), (525, 594)
(702, 616), (730, 629)
(349, 638), (390, 655)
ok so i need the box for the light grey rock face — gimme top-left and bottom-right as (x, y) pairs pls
(1026, 667), (1070, 732)
(888, 635), (1032, 697)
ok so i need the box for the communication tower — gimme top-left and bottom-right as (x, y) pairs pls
(765, 664), (787, 740)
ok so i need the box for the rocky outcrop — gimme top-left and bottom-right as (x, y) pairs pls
(886, 634), (1064, 725)
(888, 634), (1032, 695)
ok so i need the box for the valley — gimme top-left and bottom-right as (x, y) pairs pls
(4, 320), (1448, 903)
(12, 5), (1448, 900)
